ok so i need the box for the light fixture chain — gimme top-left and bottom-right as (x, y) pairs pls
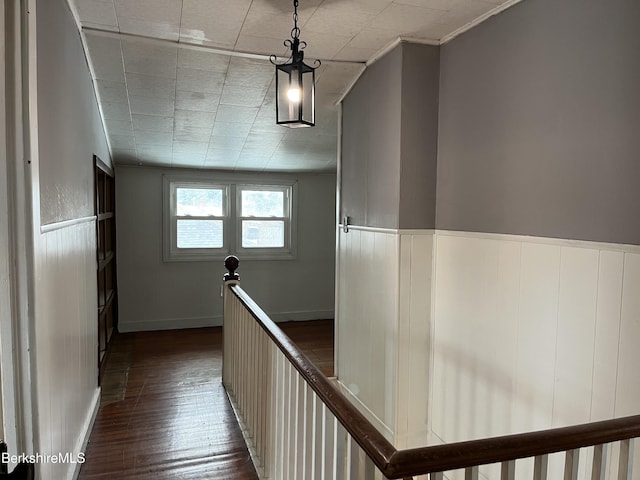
(291, 0), (300, 40)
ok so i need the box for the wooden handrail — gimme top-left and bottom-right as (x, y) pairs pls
(228, 282), (640, 478)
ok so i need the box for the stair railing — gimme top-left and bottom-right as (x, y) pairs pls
(221, 256), (640, 480)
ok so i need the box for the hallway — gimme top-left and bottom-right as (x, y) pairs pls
(78, 321), (334, 479)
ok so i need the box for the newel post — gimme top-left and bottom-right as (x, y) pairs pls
(222, 255), (240, 389)
(223, 255), (240, 283)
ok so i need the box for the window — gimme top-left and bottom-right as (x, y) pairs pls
(163, 175), (297, 261)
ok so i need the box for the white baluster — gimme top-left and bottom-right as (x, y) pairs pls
(618, 439), (633, 480)
(501, 460), (515, 480)
(296, 377), (307, 479)
(534, 454), (548, 480)
(335, 419), (347, 480)
(591, 444), (607, 480)
(305, 386), (315, 480)
(564, 449), (579, 480)
(315, 401), (326, 479)
(324, 406), (337, 478)
(465, 466), (478, 480)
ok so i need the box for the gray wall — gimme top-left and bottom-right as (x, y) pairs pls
(399, 43), (439, 229)
(341, 46), (402, 229)
(437, 0), (640, 245)
(37, 0), (111, 225)
(116, 166), (336, 332)
(341, 43), (440, 230)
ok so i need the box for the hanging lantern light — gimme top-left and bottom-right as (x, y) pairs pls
(270, 0), (320, 128)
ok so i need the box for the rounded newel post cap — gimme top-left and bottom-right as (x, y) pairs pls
(224, 255), (240, 281)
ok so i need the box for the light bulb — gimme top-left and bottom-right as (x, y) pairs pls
(287, 87), (301, 103)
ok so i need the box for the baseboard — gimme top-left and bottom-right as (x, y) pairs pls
(118, 315), (223, 332)
(71, 387), (100, 480)
(119, 311), (334, 332)
(267, 310), (334, 323)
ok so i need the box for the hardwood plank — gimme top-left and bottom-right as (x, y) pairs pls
(80, 320), (334, 479)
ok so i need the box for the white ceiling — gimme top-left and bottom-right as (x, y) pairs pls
(70, 0), (520, 172)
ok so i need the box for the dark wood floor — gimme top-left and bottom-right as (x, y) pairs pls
(78, 320), (334, 479)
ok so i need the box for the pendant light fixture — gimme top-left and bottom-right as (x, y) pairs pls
(270, 0), (320, 128)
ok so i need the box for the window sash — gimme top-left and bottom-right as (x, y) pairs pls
(169, 182), (229, 257)
(236, 185), (292, 253)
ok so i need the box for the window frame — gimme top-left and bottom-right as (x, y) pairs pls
(163, 174), (298, 262)
(164, 178), (230, 261)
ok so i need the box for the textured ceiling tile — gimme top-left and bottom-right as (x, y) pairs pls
(104, 118), (133, 136)
(180, 27), (239, 49)
(137, 144), (170, 156)
(250, 118), (285, 134)
(347, 27), (399, 50)
(73, 0), (118, 27)
(173, 126), (213, 142)
(134, 130), (174, 146)
(177, 68), (226, 94)
(129, 95), (175, 116)
(332, 46), (378, 62)
(371, 3), (447, 32)
(109, 134), (136, 150)
(240, 11), (296, 39)
(215, 105), (259, 124)
(180, 0), (251, 46)
(118, 17), (180, 41)
(234, 35), (290, 57)
(84, 34), (124, 82)
(173, 140), (209, 155)
(225, 58), (273, 89)
(101, 102), (131, 122)
(174, 109), (216, 129)
(305, 2), (377, 37)
(126, 73), (176, 99)
(212, 122), (251, 138)
(114, 0), (182, 25)
(220, 85), (268, 107)
(248, 0), (322, 19)
(177, 49), (230, 73)
(208, 135), (246, 152)
(316, 62), (366, 94)
(393, 0), (453, 10)
(175, 91), (221, 113)
(300, 31), (353, 61)
(122, 40), (178, 78)
(349, 0), (395, 16)
(132, 114), (174, 132)
(95, 80), (128, 104)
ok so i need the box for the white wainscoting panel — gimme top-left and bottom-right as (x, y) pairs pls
(337, 228), (399, 434)
(336, 227), (434, 447)
(35, 220), (99, 479)
(396, 233), (433, 449)
(591, 251), (624, 421)
(431, 232), (640, 480)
